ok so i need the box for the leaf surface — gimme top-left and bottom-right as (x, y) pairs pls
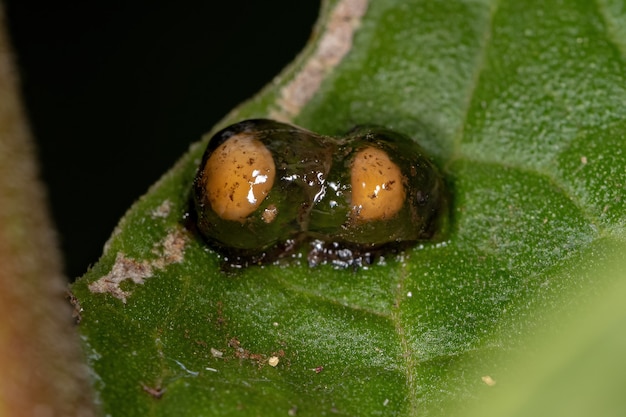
(72, 0), (626, 415)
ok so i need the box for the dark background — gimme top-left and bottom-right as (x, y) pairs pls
(4, 1), (320, 279)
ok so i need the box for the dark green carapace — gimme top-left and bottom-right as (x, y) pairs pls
(192, 119), (447, 267)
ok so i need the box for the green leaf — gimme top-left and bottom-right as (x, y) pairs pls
(71, 0), (626, 415)
(457, 251), (626, 417)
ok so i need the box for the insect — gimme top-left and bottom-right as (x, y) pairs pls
(192, 119), (446, 267)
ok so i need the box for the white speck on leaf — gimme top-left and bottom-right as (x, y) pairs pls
(481, 375), (497, 386)
(210, 348), (224, 358)
(268, 356), (280, 367)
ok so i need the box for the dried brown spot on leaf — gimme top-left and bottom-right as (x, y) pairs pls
(88, 228), (187, 302)
(150, 199), (173, 219)
(271, 0), (368, 121)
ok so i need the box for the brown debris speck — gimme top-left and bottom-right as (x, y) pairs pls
(66, 290), (83, 324)
(226, 337), (282, 368)
(141, 383), (166, 399)
(214, 301), (227, 329)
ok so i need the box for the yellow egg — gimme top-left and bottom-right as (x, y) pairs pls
(350, 147), (405, 221)
(203, 133), (275, 221)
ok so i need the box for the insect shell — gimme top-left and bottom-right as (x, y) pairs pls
(192, 119), (446, 267)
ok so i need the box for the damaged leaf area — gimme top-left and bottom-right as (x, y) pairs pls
(88, 226), (186, 303)
(71, 1), (626, 416)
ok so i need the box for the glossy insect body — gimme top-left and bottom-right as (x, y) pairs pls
(192, 119), (446, 266)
